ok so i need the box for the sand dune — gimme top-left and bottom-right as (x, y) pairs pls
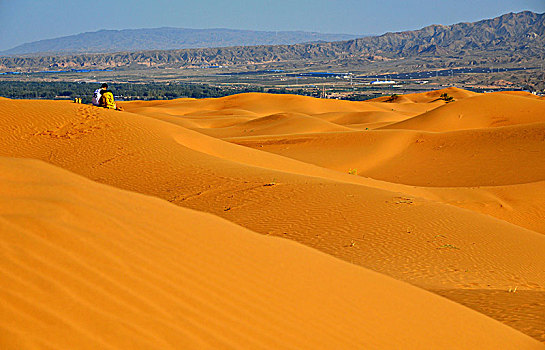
(415, 180), (545, 234)
(369, 87), (478, 103)
(236, 122), (545, 187)
(122, 93), (432, 137)
(314, 110), (407, 125)
(234, 128), (545, 234)
(370, 94), (415, 103)
(492, 90), (544, 99)
(2, 88), (545, 344)
(2, 98), (544, 289)
(195, 112), (356, 138)
(4, 157), (543, 349)
(128, 93), (371, 116)
(381, 93), (545, 131)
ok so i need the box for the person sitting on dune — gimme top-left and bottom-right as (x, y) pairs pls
(92, 83), (108, 106)
(94, 83), (123, 110)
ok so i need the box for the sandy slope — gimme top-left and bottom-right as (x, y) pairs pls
(368, 87), (478, 103)
(126, 90), (545, 341)
(3, 157), (543, 349)
(225, 90), (545, 231)
(123, 92), (431, 135)
(492, 90), (545, 99)
(235, 128), (545, 234)
(1, 90), (545, 343)
(380, 93), (545, 131)
(411, 181), (545, 235)
(233, 122), (545, 187)
(2, 98), (544, 289)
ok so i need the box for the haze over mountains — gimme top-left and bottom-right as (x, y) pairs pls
(0, 28), (359, 56)
(1, 11), (542, 71)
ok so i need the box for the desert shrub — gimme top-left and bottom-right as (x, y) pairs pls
(440, 93), (454, 102)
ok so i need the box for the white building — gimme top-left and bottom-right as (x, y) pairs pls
(371, 80), (396, 85)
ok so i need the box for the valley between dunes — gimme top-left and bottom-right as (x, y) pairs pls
(1, 87), (544, 348)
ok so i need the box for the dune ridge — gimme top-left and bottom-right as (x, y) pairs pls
(234, 122), (545, 187)
(124, 92), (433, 134)
(368, 87), (479, 103)
(380, 93), (545, 132)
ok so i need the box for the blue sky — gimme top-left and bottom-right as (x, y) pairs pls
(0, 0), (543, 51)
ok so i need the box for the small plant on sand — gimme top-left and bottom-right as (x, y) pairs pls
(348, 168), (358, 175)
(437, 244), (460, 250)
(386, 93), (398, 102)
(440, 93), (454, 102)
(264, 178), (277, 186)
(508, 286), (518, 293)
(343, 240), (357, 247)
(394, 196), (413, 204)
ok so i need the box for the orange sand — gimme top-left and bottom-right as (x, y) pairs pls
(1, 88), (545, 347)
(3, 157), (542, 349)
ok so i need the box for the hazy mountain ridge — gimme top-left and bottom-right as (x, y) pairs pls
(348, 11), (545, 56)
(1, 11), (543, 70)
(1, 28), (359, 55)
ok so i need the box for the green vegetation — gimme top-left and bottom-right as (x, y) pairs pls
(386, 93), (398, 102)
(440, 93), (454, 102)
(348, 169), (358, 175)
(0, 81), (324, 103)
(0, 81), (269, 103)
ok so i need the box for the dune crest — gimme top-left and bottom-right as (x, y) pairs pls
(380, 93), (545, 132)
(368, 87), (478, 103)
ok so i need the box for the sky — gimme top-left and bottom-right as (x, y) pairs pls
(0, 0), (544, 51)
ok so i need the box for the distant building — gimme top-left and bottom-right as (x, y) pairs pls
(370, 80), (396, 85)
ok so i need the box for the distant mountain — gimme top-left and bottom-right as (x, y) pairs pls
(342, 10), (544, 57)
(1, 11), (543, 70)
(1, 28), (360, 55)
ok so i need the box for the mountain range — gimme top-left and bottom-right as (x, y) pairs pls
(1, 28), (359, 56)
(0, 11), (543, 70)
